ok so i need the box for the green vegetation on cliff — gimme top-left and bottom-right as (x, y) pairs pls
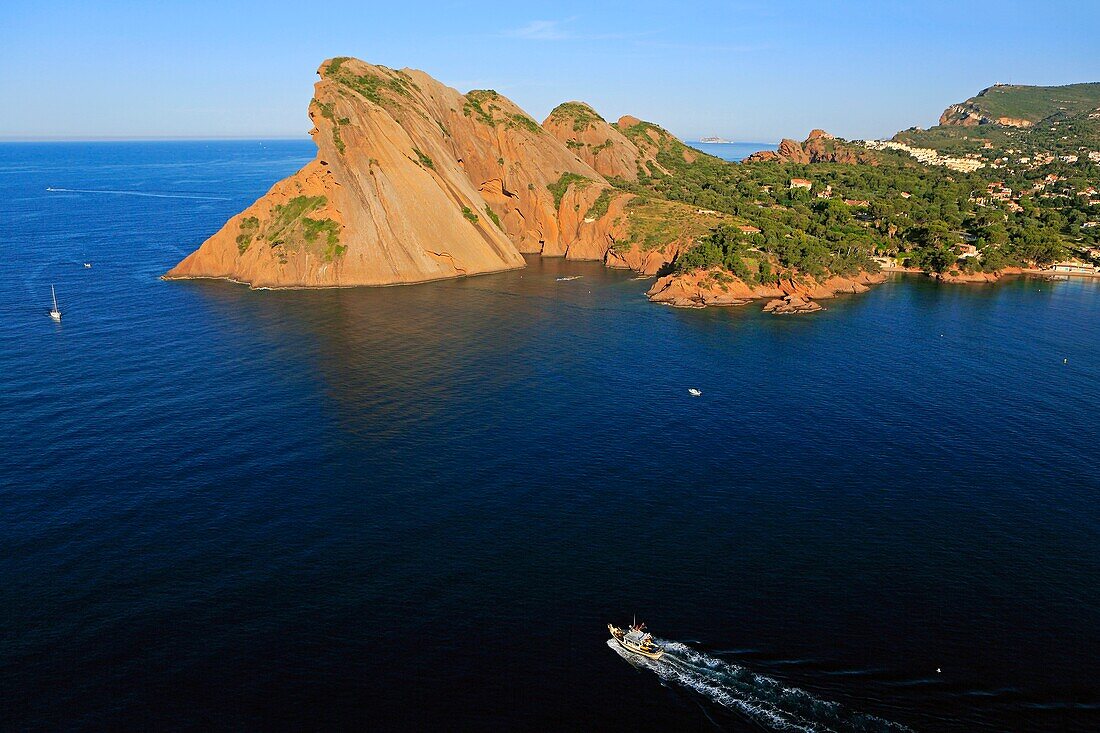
(952, 83), (1100, 125)
(463, 90), (502, 126)
(507, 112), (542, 135)
(484, 205), (502, 229)
(610, 120), (1082, 280)
(325, 58), (418, 107)
(547, 172), (591, 209)
(614, 118), (717, 170)
(236, 216), (259, 255)
(462, 90), (540, 133)
(618, 196), (716, 254)
(311, 98), (347, 153)
(268, 196), (327, 243)
(302, 217), (345, 261)
(247, 196), (346, 264)
(584, 188), (614, 221)
(548, 102), (605, 132)
(591, 139), (614, 156)
(413, 147), (434, 170)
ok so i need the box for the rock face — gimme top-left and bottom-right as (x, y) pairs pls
(936, 83), (1100, 129)
(647, 268), (885, 312)
(168, 60), (526, 287)
(743, 131), (878, 165)
(542, 102), (661, 181)
(166, 58), (695, 288)
(939, 103), (1033, 128)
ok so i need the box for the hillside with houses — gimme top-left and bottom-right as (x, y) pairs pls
(721, 83), (1100, 283)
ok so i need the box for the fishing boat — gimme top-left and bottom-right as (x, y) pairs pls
(608, 621), (664, 660)
(48, 285), (62, 322)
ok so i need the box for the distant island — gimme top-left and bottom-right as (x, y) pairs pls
(698, 136), (732, 144)
(165, 60), (1100, 312)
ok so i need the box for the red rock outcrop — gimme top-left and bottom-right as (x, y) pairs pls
(743, 131), (879, 165)
(763, 295), (823, 314)
(646, 268), (885, 311)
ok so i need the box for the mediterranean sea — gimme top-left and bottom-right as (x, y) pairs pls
(1, 140), (1098, 731)
(690, 140), (774, 161)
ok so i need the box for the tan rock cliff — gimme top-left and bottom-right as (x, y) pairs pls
(166, 58), (697, 288)
(938, 103), (1034, 128)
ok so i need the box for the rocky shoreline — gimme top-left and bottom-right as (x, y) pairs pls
(881, 266), (1034, 283)
(646, 268), (885, 313)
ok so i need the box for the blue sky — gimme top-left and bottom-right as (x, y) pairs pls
(2, 0), (1098, 142)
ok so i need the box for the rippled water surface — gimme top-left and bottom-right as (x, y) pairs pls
(1, 141), (1098, 731)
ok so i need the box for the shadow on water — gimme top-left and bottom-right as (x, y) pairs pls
(179, 255), (657, 439)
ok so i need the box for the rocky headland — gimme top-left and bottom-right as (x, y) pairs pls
(167, 58), (1072, 315)
(165, 58), (709, 289)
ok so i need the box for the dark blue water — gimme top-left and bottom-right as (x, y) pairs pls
(2, 140), (1099, 732)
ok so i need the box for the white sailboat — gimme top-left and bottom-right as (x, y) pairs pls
(48, 285), (62, 322)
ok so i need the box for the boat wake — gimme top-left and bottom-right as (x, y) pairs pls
(45, 187), (231, 201)
(608, 639), (912, 732)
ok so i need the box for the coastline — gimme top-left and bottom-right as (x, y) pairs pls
(881, 266), (1100, 281)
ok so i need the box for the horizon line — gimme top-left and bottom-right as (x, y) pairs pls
(1, 134), (781, 146)
(0, 135), (314, 143)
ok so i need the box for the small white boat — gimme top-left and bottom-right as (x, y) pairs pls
(688, 388), (702, 396)
(48, 285), (62, 322)
(83, 262), (92, 269)
(556, 276), (582, 281)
